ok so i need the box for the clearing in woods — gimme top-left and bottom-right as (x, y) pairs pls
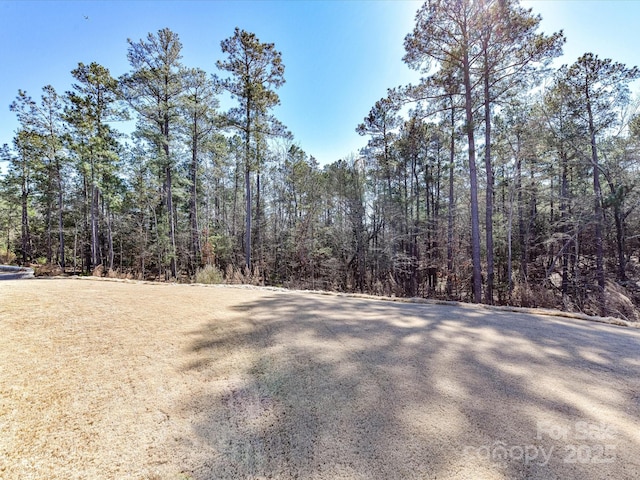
(1, 278), (639, 479)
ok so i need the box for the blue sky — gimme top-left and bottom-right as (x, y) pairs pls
(1, 0), (639, 170)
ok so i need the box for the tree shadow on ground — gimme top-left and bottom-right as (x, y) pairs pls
(178, 292), (640, 479)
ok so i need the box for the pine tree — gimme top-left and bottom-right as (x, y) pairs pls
(404, 0), (485, 302)
(180, 67), (219, 273)
(10, 87), (67, 268)
(65, 62), (125, 272)
(216, 28), (286, 271)
(476, 0), (564, 303)
(121, 28), (184, 279)
(564, 54), (639, 312)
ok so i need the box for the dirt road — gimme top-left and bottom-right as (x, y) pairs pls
(1, 278), (639, 479)
(0, 265), (34, 280)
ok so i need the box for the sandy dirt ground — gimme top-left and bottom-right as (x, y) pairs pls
(1, 278), (639, 479)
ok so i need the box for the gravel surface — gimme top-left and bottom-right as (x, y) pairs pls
(1, 278), (639, 479)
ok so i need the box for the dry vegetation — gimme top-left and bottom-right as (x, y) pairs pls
(0, 278), (263, 479)
(1, 278), (639, 479)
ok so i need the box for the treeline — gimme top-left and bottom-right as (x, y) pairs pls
(1, 1), (640, 318)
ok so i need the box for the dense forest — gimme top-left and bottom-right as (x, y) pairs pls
(2, 0), (640, 319)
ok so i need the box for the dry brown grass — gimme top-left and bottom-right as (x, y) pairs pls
(0, 278), (270, 479)
(1, 278), (639, 479)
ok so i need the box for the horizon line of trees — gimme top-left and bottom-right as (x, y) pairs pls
(2, 0), (640, 317)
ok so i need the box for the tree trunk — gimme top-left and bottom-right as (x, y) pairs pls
(412, 145), (420, 297)
(56, 158), (65, 269)
(606, 180), (627, 282)
(560, 151), (570, 300)
(91, 184), (100, 270)
(446, 98), (455, 297)
(613, 207), (626, 281)
(21, 186), (30, 264)
(245, 163), (252, 271)
(463, 46), (483, 303)
(189, 131), (201, 274)
(256, 169), (261, 279)
(163, 102), (178, 279)
(586, 94), (606, 312)
(73, 221), (78, 273)
(483, 59), (494, 304)
(107, 207), (114, 271)
(89, 149), (100, 271)
(166, 164), (178, 279)
(232, 161), (239, 242)
(244, 100), (252, 272)
(507, 188), (513, 293)
(46, 199), (53, 265)
(516, 144), (527, 282)
(82, 173), (90, 273)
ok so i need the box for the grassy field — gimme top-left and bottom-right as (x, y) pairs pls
(1, 278), (639, 479)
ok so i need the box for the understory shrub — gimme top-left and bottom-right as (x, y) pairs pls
(194, 264), (224, 284)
